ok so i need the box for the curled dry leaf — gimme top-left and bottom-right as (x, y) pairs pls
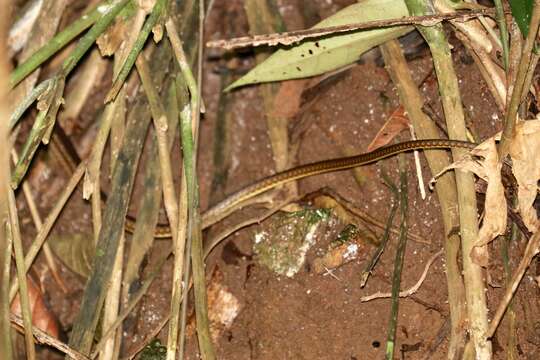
(508, 118), (540, 232)
(366, 105), (410, 151)
(432, 139), (505, 266)
(11, 276), (61, 339)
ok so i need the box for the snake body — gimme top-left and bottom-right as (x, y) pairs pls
(50, 131), (475, 239)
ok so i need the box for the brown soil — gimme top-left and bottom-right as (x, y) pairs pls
(14, 0), (540, 359)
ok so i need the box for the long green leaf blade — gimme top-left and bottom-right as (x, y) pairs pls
(227, 0), (411, 90)
(509, 0), (533, 36)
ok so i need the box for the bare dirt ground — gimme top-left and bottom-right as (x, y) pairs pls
(14, 0), (540, 359)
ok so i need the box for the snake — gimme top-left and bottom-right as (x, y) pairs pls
(49, 129), (476, 239)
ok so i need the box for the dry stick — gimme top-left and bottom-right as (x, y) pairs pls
(136, 56), (179, 244)
(499, 0), (540, 157)
(165, 19), (195, 359)
(361, 250), (443, 301)
(8, 161), (86, 302)
(380, 40), (467, 357)
(207, 8), (495, 50)
(10, 314), (89, 360)
(488, 229), (540, 338)
(167, 12), (216, 358)
(187, 0), (215, 353)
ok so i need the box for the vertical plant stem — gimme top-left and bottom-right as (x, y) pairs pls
(502, 224), (518, 360)
(0, 3), (13, 353)
(167, 16), (215, 359)
(380, 40), (467, 356)
(404, 0), (490, 357)
(136, 55), (179, 245)
(9, 161), (86, 302)
(0, 231), (12, 360)
(492, 0), (509, 71)
(11, 150), (66, 291)
(499, 0), (540, 157)
(8, 189), (36, 359)
(385, 154), (408, 360)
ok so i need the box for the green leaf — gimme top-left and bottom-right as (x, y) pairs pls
(509, 0), (533, 37)
(227, 0), (412, 90)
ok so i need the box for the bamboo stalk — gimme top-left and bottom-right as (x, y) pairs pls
(380, 40), (467, 357)
(403, 0), (490, 357)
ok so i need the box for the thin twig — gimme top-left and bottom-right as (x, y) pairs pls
(360, 175), (399, 288)
(488, 228), (540, 338)
(11, 150), (66, 292)
(361, 250), (442, 301)
(207, 8), (495, 50)
(384, 154), (408, 360)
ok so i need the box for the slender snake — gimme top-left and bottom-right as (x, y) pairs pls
(49, 130), (476, 239)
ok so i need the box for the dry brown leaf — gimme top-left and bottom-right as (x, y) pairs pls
(366, 105), (410, 151)
(96, 19), (127, 57)
(11, 276), (60, 339)
(508, 118), (540, 232)
(433, 139), (505, 266)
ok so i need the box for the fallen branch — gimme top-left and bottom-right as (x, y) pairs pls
(207, 8), (495, 50)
